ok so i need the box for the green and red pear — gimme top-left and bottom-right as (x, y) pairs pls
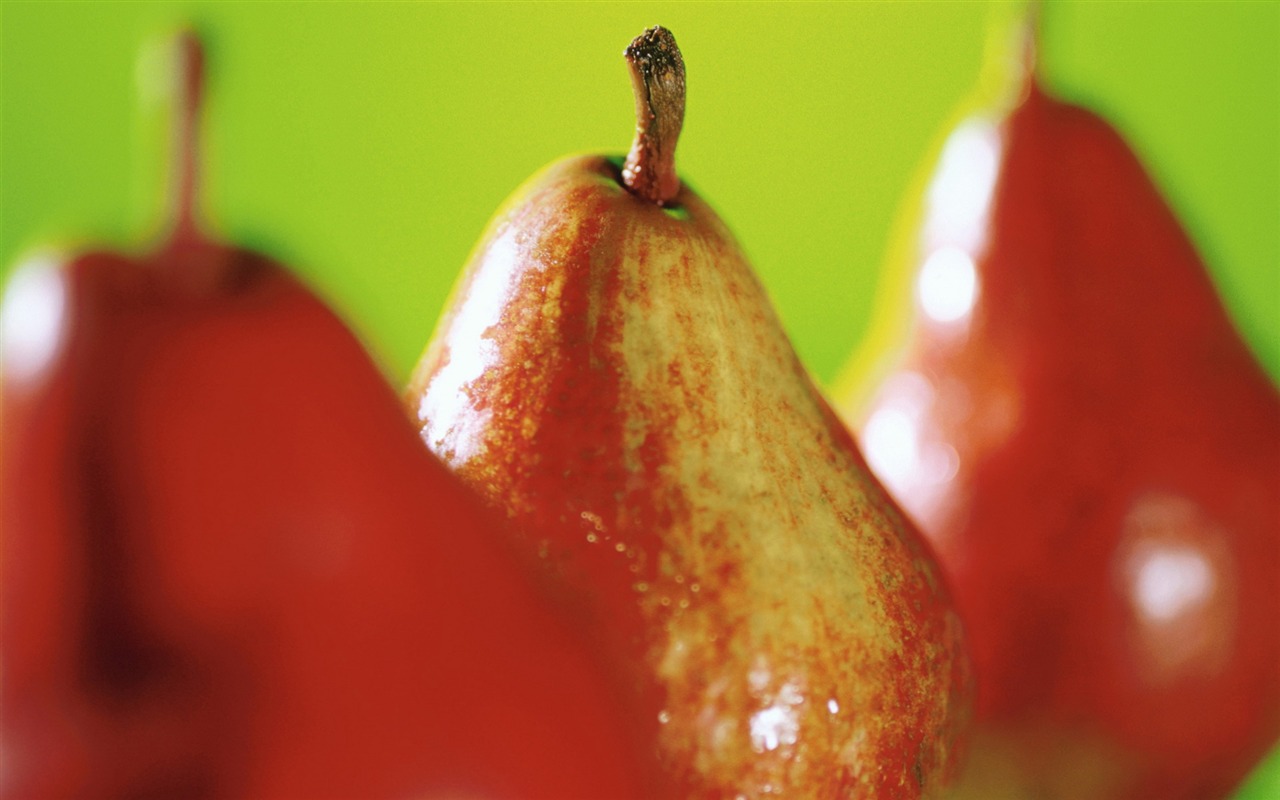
(408, 26), (972, 798)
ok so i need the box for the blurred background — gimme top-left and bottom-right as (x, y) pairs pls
(2, 1), (1276, 795)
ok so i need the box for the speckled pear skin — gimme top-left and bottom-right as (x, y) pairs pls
(408, 155), (973, 798)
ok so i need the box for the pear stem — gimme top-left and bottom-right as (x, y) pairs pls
(1020, 0), (1042, 83)
(621, 26), (685, 206)
(170, 30), (204, 245)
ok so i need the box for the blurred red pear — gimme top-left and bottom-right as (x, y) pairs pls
(1, 31), (656, 800)
(836, 14), (1280, 799)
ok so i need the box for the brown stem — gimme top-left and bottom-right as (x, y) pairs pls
(170, 30), (204, 244)
(1020, 0), (1042, 83)
(621, 26), (685, 206)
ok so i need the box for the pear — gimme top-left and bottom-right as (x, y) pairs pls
(407, 26), (972, 798)
(0, 32), (657, 799)
(833, 11), (1280, 799)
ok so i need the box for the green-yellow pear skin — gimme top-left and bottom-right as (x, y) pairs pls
(406, 27), (972, 798)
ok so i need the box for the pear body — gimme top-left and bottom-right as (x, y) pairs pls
(843, 82), (1280, 798)
(1, 239), (654, 799)
(408, 155), (972, 798)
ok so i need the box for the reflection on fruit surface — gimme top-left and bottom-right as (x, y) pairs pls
(844, 24), (1280, 800)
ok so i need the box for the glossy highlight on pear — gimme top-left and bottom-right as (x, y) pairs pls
(408, 26), (972, 798)
(836, 11), (1280, 799)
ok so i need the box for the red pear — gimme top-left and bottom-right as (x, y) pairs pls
(407, 27), (972, 798)
(0, 32), (655, 799)
(836, 15), (1280, 799)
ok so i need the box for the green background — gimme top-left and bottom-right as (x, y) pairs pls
(2, 1), (1277, 795)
